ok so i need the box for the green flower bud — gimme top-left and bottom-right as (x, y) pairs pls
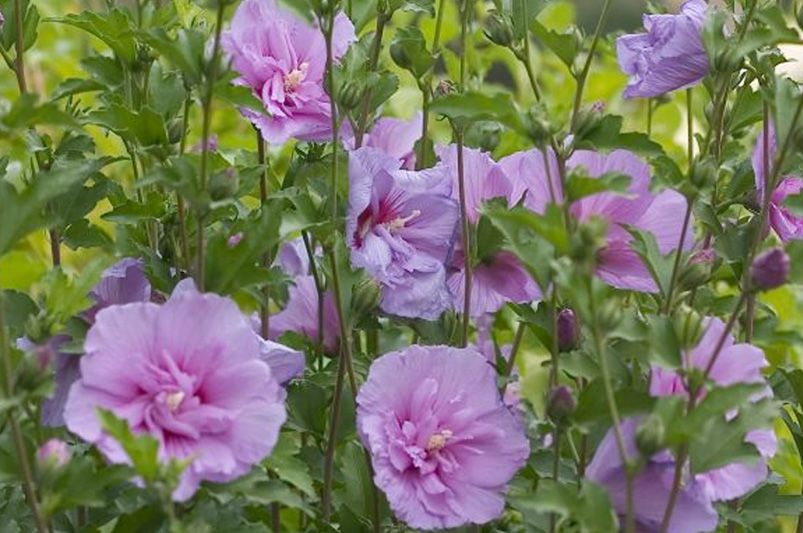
(339, 81), (364, 110)
(572, 100), (606, 140)
(209, 168), (239, 201)
(546, 386), (576, 427)
(690, 158), (716, 189)
(484, 12), (515, 48)
(635, 414), (665, 457)
(598, 299), (623, 331)
(351, 276), (382, 319)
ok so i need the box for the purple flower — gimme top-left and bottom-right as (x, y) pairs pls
(258, 339), (305, 387)
(437, 145), (542, 315)
(343, 113), (423, 169)
(751, 247), (790, 291)
(0, 11), (4, 31)
(588, 418), (719, 532)
(616, 0), (709, 99)
(64, 289), (287, 501)
(347, 147), (458, 319)
(752, 123), (803, 242)
(650, 317), (776, 502)
(356, 344), (530, 529)
(37, 439), (71, 468)
(86, 258), (152, 322)
(275, 237), (312, 277)
(270, 275), (340, 354)
(222, 0), (356, 144)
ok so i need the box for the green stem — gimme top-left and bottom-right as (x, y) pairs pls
(456, 131), (472, 347)
(196, 0), (227, 290)
(548, 430), (562, 533)
(176, 96), (191, 272)
(417, 0), (447, 168)
(587, 278), (635, 533)
(257, 130), (271, 340)
(0, 294), (48, 533)
(505, 322), (526, 378)
(354, 13), (388, 148)
(13, 0), (27, 94)
(570, 0), (613, 131)
(646, 98), (653, 137)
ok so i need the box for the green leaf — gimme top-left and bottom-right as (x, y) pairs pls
(53, 9), (137, 65)
(647, 315), (681, 368)
(98, 410), (160, 483)
(389, 26), (433, 79)
(626, 227), (675, 297)
(429, 91), (527, 134)
(0, 158), (113, 255)
(565, 169), (631, 203)
(508, 479), (617, 532)
(574, 379), (655, 429)
(530, 19), (577, 69)
(574, 115), (663, 156)
(264, 434), (316, 498)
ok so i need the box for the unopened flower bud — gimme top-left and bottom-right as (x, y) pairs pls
(524, 106), (552, 146)
(751, 247), (790, 291)
(678, 249), (716, 292)
(690, 158), (716, 189)
(572, 101), (606, 140)
(192, 134), (219, 153)
(351, 276), (382, 318)
(635, 414), (665, 457)
(37, 439), (70, 469)
(546, 385), (575, 426)
(673, 306), (704, 350)
(435, 80), (456, 98)
(598, 299), (623, 331)
(0, 11), (5, 31)
(556, 308), (579, 352)
(484, 12), (515, 48)
(227, 232), (244, 248)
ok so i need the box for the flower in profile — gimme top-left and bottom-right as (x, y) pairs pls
(347, 147), (458, 319)
(64, 289), (287, 501)
(752, 122), (803, 242)
(356, 344), (529, 529)
(650, 317), (776, 502)
(343, 113), (423, 170)
(437, 145), (541, 315)
(37, 439), (71, 469)
(222, 0), (356, 144)
(271, 276), (341, 354)
(616, 0), (709, 99)
(587, 418), (719, 532)
(513, 148), (692, 293)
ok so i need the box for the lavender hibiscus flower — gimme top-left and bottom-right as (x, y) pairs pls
(64, 288), (287, 501)
(437, 145), (542, 315)
(347, 147), (458, 319)
(343, 113), (423, 169)
(356, 344), (529, 529)
(222, 0), (356, 144)
(752, 122), (803, 241)
(511, 148), (692, 293)
(588, 418), (719, 533)
(270, 239), (340, 353)
(650, 317), (776, 502)
(616, 0), (709, 99)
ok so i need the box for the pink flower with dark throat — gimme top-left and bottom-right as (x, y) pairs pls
(348, 147), (458, 319)
(222, 0), (356, 144)
(64, 289), (287, 501)
(356, 345), (529, 529)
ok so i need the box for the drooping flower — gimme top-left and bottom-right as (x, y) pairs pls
(587, 418), (719, 533)
(650, 317), (777, 502)
(616, 0), (709, 99)
(347, 147), (458, 319)
(222, 0), (356, 144)
(356, 345), (529, 529)
(512, 148), (692, 293)
(752, 122), (803, 242)
(343, 113), (423, 169)
(271, 276), (341, 354)
(437, 145), (542, 315)
(64, 289), (287, 501)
